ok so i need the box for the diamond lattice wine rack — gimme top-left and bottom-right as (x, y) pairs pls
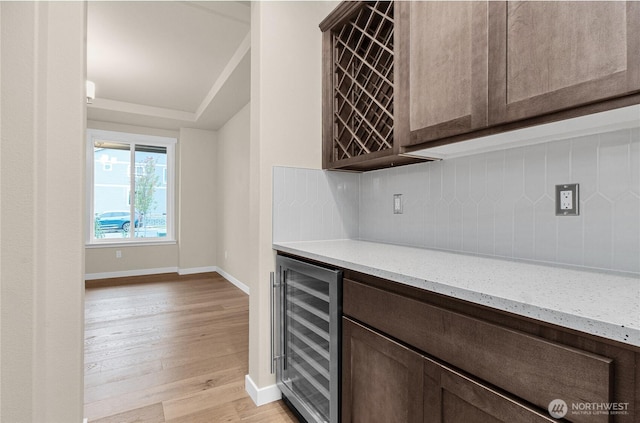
(331, 1), (395, 162)
(321, 1), (427, 170)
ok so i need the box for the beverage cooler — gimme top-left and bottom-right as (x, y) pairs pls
(271, 255), (342, 423)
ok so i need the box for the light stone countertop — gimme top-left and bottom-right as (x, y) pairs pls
(273, 239), (640, 348)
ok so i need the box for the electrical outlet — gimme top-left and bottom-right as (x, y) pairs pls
(116, 250), (122, 258)
(560, 190), (573, 210)
(393, 194), (403, 214)
(555, 184), (579, 216)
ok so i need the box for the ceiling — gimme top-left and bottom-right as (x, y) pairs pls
(87, 1), (251, 131)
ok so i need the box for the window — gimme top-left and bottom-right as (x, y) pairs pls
(87, 129), (176, 244)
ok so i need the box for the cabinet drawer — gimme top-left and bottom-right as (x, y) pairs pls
(343, 278), (613, 422)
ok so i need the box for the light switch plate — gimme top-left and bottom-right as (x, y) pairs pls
(555, 184), (579, 216)
(393, 194), (403, 214)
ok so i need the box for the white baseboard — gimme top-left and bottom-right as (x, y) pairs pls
(217, 267), (250, 295)
(84, 266), (178, 280)
(178, 265), (218, 275)
(245, 374), (281, 406)
(85, 266), (252, 296)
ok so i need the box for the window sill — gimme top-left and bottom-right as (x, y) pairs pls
(85, 239), (177, 249)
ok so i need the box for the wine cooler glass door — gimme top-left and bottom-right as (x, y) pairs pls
(276, 256), (341, 423)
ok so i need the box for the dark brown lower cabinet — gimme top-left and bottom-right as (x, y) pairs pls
(341, 272), (639, 423)
(343, 318), (555, 423)
(423, 356), (554, 423)
(342, 317), (424, 423)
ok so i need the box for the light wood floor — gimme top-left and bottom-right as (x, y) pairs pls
(84, 272), (299, 423)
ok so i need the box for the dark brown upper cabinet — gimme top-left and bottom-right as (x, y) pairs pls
(395, 1), (490, 148)
(400, 0), (640, 152)
(321, 1), (640, 169)
(320, 1), (427, 171)
(488, 1), (640, 126)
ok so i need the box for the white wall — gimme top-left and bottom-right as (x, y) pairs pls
(1, 3), (4, 415)
(0, 1), (3, 414)
(86, 244), (179, 277)
(88, 120), (179, 139)
(216, 103), (251, 287)
(248, 0), (339, 401)
(178, 128), (218, 273)
(0, 2), (85, 421)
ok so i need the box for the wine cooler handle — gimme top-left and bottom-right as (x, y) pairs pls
(270, 271), (276, 374)
(281, 269), (288, 371)
(270, 268), (288, 374)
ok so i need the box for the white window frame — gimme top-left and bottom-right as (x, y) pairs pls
(86, 129), (177, 246)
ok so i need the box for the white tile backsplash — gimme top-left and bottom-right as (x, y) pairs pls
(583, 194), (613, 270)
(272, 167), (360, 243)
(273, 128), (640, 274)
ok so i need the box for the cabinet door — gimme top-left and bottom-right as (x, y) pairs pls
(396, 1), (489, 147)
(342, 318), (424, 423)
(489, 1), (640, 125)
(423, 358), (556, 423)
